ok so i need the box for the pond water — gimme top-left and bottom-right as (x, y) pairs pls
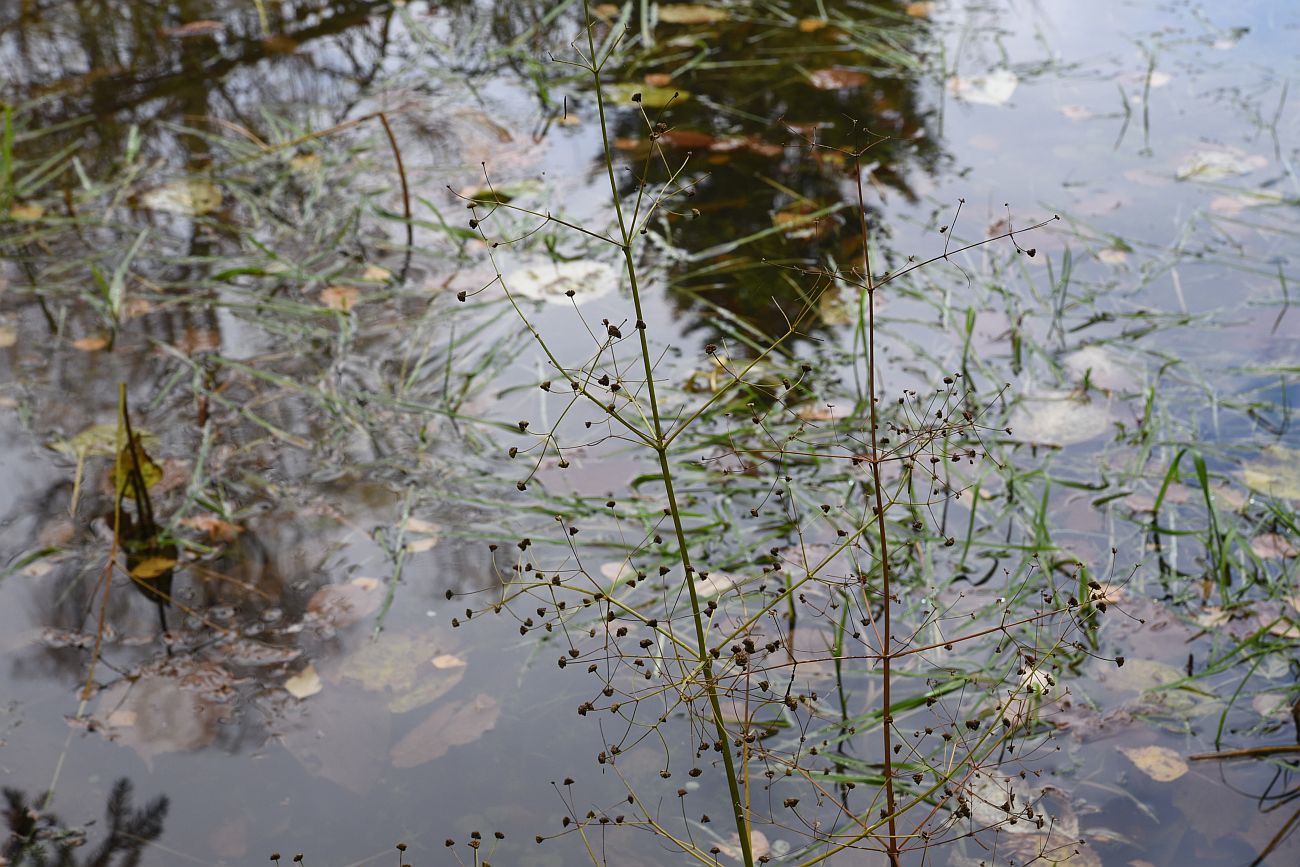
(2, 2), (1298, 866)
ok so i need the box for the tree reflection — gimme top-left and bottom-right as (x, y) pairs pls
(2, 780), (167, 867)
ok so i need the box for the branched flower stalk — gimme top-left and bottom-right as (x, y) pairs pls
(451, 5), (1084, 866)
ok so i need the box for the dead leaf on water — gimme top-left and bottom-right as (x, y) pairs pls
(0, 325), (16, 348)
(337, 631), (465, 713)
(1119, 745), (1188, 782)
(657, 4), (728, 25)
(179, 514), (243, 543)
(307, 577), (383, 628)
(947, 69), (1018, 106)
(130, 556), (177, 580)
(320, 285), (360, 312)
(139, 179), (223, 216)
(1176, 148), (1268, 181)
(905, 2), (934, 17)
(507, 259), (617, 305)
(284, 665), (323, 699)
(798, 18), (827, 32)
(1250, 533), (1298, 560)
(1009, 391), (1112, 446)
(602, 82), (688, 109)
(162, 20), (225, 38)
(93, 658), (238, 764)
(390, 693), (499, 768)
(717, 829), (770, 861)
(8, 202), (45, 221)
(1241, 446), (1300, 500)
(431, 654), (467, 669)
(72, 336), (109, 351)
(808, 68), (869, 91)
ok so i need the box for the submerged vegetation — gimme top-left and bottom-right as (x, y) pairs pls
(1, 1), (1298, 866)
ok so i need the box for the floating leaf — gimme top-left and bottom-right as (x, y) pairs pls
(0, 325), (16, 348)
(179, 514), (243, 542)
(1009, 391), (1112, 446)
(947, 69), (1018, 106)
(506, 259), (618, 305)
(162, 20), (225, 38)
(307, 577), (383, 628)
(1059, 104), (1093, 121)
(130, 556), (176, 580)
(8, 202), (45, 221)
(431, 654), (467, 670)
(289, 153), (322, 172)
(1208, 189), (1284, 215)
(1097, 247), (1128, 266)
(717, 830), (770, 861)
(657, 4), (728, 25)
(337, 631), (464, 713)
(1103, 657), (1183, 694)
(93, 658), (238, 765)
(808, 68), (868, 91)
(285, 665), (323, 699)
(110, 436), (163, 500)
(279, 686), (389, 794)
(460, 179), (544, 206)
(72, 335), (109, 351)
(390, 693), (499, 768)
(1241, 446), (1300, 500)
(1119, 745), (1188, 782)
(602, 82), (689, 109)
(320, 285), (360, 311)
(1063, 346), (1137, 392)
(362, 264), (392, 282)
(905, 3), (934, 17)
(139, 179), (223, 215)
(798, 18), (827, 32)
(1251, 533), (1298, 560)
(1176, 148), (1268, 181)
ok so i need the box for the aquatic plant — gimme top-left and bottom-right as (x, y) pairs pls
(438, 5), (1096, 865)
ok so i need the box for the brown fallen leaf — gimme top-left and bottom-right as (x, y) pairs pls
(1119, 745), (1188, 782)
(320, 285), (360, 312)
(390, 693), (499, 768)
(162, 20), (225, 38)
(180, 514), (243, 543)
(73, 336), (109, 351)
(1250, 533), (1298, 560)
(798, 18), (827, 32)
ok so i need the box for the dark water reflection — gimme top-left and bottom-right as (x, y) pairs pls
(2, 1), (1299, 866)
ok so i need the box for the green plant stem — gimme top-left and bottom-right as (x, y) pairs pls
(583, 3), (753, 863)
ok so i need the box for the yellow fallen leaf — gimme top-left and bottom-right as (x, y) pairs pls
(362, 264), (392, 282)
(284, 665), (323, 699)
(0, 325), (16, 348)
(130, 556), (177, 580)
(798, 18), (827, 32)
(906, 2), (934, 17)
(1119, 745), (1187, 782)
(9, 202), (45, 221)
